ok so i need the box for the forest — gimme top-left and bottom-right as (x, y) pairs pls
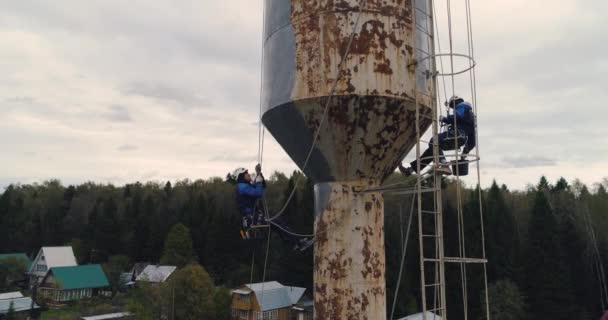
(0, 172), (607, 320)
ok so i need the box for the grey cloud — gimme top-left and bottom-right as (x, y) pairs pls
(209, 154), (257, 163)
(117, 144), (138, 152)
(1, 1), (260, 71)
(499, 155), (557, 168)
(105, 105), (133, 122)
(4, 96), (37, 104)
(124, 82), (208, 109)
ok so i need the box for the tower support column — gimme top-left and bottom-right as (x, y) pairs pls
(314, 181), (386, 320)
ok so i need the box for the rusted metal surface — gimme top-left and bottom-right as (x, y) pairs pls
(314, 181), (386, 320)
(262, 0), (433, 183)
(261, 0), (435, 318)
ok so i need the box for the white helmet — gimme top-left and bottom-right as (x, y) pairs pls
(232, 167), (248, 180)
(445, 95), (464, 107)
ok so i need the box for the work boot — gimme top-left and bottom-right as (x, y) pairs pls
(433, 161), (452, 176)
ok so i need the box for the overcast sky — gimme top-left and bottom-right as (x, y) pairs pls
(1, 0), (606, 190)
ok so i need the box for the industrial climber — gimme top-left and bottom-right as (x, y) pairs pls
(232, 164), (313, 251)
(399, 95), (477, 176)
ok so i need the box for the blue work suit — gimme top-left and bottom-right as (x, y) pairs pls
(410, 101), (476, 172)
(235, 180), (299, 244)
(236, 181), (265, 219)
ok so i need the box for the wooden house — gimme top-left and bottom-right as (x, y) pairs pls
(231, 281), (311, 320)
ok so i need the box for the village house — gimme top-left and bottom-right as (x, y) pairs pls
(135, 265), (176, 284)
(37, 265), (110, 304)
(0, 292), (40, 320)
(231, 281), (312, 320)
(28, 247), (77, 285)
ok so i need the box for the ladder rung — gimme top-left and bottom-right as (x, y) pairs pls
(443, 257), (488, 264)
(421, 210), (439, 214)
(422, 234), (440, 238)
(424, 283), (441, 287)
(423, 257), (488, 263)
(249, 225), (271, 229)
(427, 307), (445, 313)
(387, 187), (438, 196)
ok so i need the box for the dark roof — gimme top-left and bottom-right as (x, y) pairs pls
(47, 265), (109, 290)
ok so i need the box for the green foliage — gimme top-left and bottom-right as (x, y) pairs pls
(484, 280), (526, 320)
(2, 174), (608, 320)
(69, 238), (87, 264)
(161, 223), (195, 268)
(127, 282), (163, 320)
(213, 287), (232, 320)
(168, 264), (216, 320)
(485, 181), (518, 281)
(103, 255), (131, 294)
(0, 257), (27, 291)
(523, 182), (570, 319)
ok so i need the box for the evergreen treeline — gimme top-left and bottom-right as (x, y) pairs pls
(0, 173), (607, 320)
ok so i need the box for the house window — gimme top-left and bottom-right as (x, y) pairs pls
(239, 310), (248, 319)
(237, 294), (250, 302)
(255, 310), (279, 320)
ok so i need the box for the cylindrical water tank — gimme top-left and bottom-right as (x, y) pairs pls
(262, 0), (434, 183)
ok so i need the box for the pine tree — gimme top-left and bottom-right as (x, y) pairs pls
(523, 180), (570, 319)
(485, 181), (517, 281)
(161, 223), (195, 268)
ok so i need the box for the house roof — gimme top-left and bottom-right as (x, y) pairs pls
(131, 263), (150, 277)
(0, 292), (24, 300)
(398, 312), (442, 320)
(242, 281), (306, 312)
(46, 265), (109, 290)
(0, 253), (32, 269)
(0, 297), (40, 314)
(81, 312), (133, 320)
(136, 265), (176, 283)
(30, 246), (77, 273)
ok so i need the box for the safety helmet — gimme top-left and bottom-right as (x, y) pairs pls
(445, 95), (464, 107)
(232, 167), (248, 180)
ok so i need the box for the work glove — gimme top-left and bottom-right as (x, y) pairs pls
(254, 172), (266, 187)
(440, 116), (448, 123)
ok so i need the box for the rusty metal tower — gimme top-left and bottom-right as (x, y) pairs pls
(261, 0), (435, 319)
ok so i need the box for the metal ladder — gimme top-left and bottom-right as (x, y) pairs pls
(412, 1), (488, 319)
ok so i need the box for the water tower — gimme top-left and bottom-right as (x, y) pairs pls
(261, 1), (434, 318)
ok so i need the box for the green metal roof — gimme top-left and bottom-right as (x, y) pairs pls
(49, 265), (109, 290)
(0, 253), (32, 270)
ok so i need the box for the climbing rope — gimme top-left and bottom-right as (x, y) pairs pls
(463, 0), (492, 317)
(390, 193), (417, 319)
(582, 204), (608, 310)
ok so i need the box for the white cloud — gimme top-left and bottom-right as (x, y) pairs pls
(0, 0), (605, 190)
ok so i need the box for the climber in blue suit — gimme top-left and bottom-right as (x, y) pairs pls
(399, 95), (476, 176)
(232, 165), (313, 251)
